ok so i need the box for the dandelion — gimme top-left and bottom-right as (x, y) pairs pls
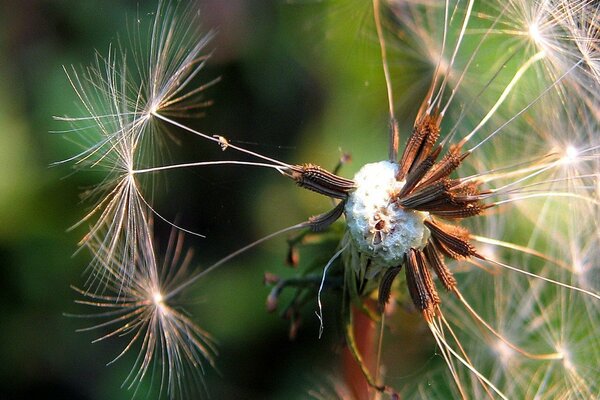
(57, 0), (600, 398)
(268, 0), (600, 398)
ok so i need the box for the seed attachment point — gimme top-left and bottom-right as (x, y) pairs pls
(213, 135), (229, 151)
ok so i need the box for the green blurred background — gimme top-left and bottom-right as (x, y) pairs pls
(0, 1), (408, 398)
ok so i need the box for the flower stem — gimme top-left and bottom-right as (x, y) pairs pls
(343, 302), (378, 400)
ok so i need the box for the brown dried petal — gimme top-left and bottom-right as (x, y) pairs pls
(418, 146), (469, 188)
(291, 164), (356, 199)
(425, 220), (476, 259)
(308, 200), (346, 232)
(416, 250), (440, 306)
(424, 243), (457, 291)
(398, 113), (441, 179)
(397, 146), (441, 198)
(398, 180), (452, 209)
(405, 249), (433, 313)
(378, 266), (402, 312)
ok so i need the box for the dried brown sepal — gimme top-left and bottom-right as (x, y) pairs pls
(308, 200), (346, 232)
(411, 113), (442, 170)
(418, 146), (469, 189)
(290, 164), (356, 199)
(377, 266), (402, 313)
(405, 249), (435, 314)
(425, 219), (476, 259)
(398, 113), (441, 179)
(397, 146), (441, 198)
(430, 203), (491, 219)
(399, 175), (488, 219)
(424, 243), (457, 291)
(413, 194), (466, 211)
(430, 237), (461, 260)
(398, 179), (452, 209)
(415, 249), (440, 307)
(451, 180), (485, 197)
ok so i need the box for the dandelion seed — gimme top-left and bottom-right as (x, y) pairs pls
(56, 1), (219, 286)
(71, 228), (215, 399)
(58, 0), (296, 289)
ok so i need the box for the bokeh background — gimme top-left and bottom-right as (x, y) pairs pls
(0, 1), (405, 398)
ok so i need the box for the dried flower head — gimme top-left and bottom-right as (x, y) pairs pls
(267, 0), (600, 398)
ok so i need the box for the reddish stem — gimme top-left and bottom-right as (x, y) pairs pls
(342, 303), (378, 400)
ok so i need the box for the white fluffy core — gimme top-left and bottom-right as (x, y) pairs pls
(345, 161), (430, 267)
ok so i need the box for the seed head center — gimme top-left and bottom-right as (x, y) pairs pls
(345, 161), (430, 267)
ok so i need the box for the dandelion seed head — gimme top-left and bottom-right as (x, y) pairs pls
(345, 161), (430, 268)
